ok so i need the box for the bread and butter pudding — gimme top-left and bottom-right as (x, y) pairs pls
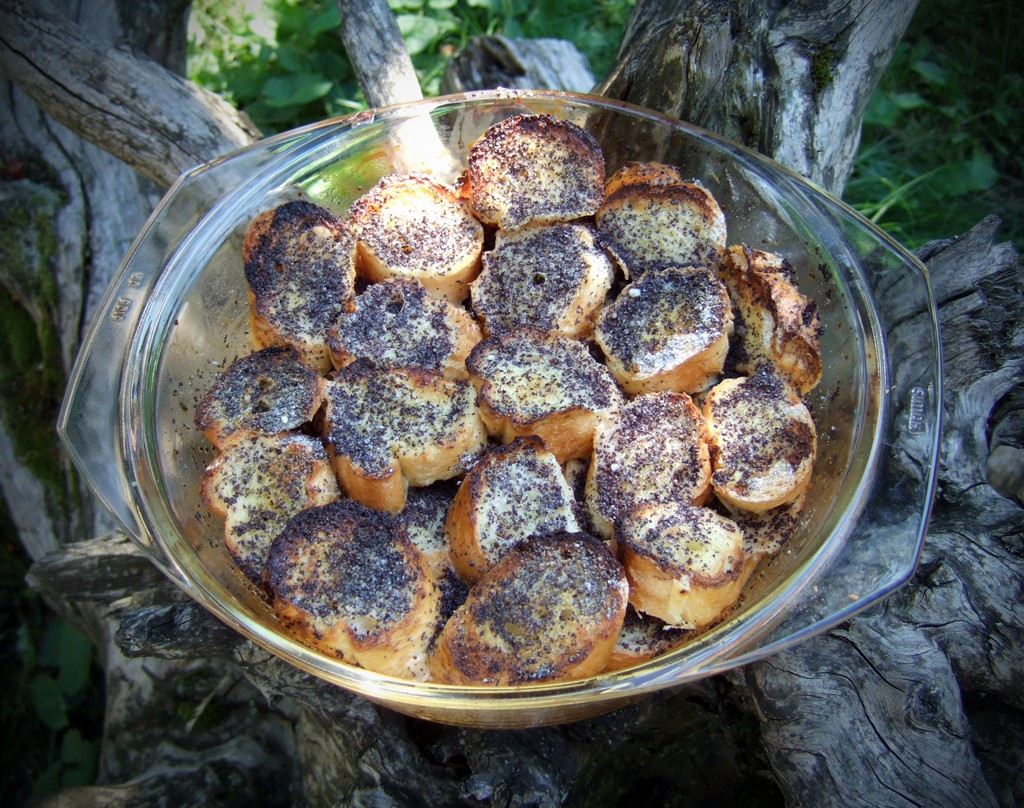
(195, 112), (823, 684)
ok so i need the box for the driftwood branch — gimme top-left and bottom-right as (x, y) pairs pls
(440, 35), (596, 95)
(598, 0), (918, 194)
(0, 0), (260, 187)
(337, 0), (423, 107)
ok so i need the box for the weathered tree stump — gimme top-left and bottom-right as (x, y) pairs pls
(2, 0), (1022, 806)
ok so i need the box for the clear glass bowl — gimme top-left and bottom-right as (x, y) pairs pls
(58, 89), (941, 727)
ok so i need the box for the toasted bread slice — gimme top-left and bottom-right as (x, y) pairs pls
(595, 163), (726, 278)
(469, 221), (616, 338)
(466, 114), (605, 232)
(194, 346), (325, 449)
(725, 490), (807, 561)
(322, 360), (487, 512)
(243, 200), (357, 372)
(465, 327), (624, 464)
(584, 392), (712, 540)
(348, 174), (484, 304)
(604, 606), (691, 671)
(618, 502), (748, 629)
(702, 367), (816, 513)
(429, 532), (628, 685)
(400, 484), (469, 628)
(595, 266), (733, 395)
(200, 432), (340, 587)
(446, 436), (581, 584)
(718, 245), (822, 394)
(327, 277), (481, 378)
(267, 499), (441, 680)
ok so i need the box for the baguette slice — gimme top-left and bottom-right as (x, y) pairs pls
(243, 200), (357, 372)
(466, 114), (605, 231)
(348, 174), (484, 304)
(718, 244), (822, 394)
(702, 367), (816, 513)
(445, 436), (581, 584)
(604, 606), (691, 671)
(267, 499), (441, 681)
(429, 532), (628, 685)
(595, 266), (733, 395)
(595, 162), (726, 278)
(322, 360), (487, 512)
(469, 221), (616, 338)
(584, 392), (712, 540)
(200, 432), (340, 587)
(194, 346), (324, 449)
(466, 327), (623, 464)
(618, 502), (748, 629)
(327, 277), (481, 378)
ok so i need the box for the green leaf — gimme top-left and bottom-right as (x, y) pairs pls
(261, 73), (334, 107)
(56, 621), (93, 697)
(31, 760), (63, 801)
(428, 0), (458, 8)
(60, 728), (99, 788)
(891, 91), (928, 110)
(931, 152), (998, 197)
(912, 59), (947, 87)
(397, 14), (442, 55)
(863, 92), (900, 127)
(306, 4), (342, 36)
(30, 672), (68, 730)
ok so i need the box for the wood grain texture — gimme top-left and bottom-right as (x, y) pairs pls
(337, 0), (423, 107)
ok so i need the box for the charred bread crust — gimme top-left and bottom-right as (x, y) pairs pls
(465, 327), (624, 463)
(445, 436), (581, 584)
(326, 277), (481, 378)
(200, 432), (340, 587)
(466, 114), (605, 232)
(243, 200), (357, 372)
(702, 367), (816, 513)
(595, 266), (734, 395)
(617, 502), (748, 629)
(718, 244), (822, 393)
(469, 221), (617, 338)
(595, 163), (726, 278)
(267, 499), (441, 680)
(429, 532), (628, 685)
(604, 605), (691, 671)
(322, 360), (487, 512)
(194, 346), (324, 448)
(584, 392), (712, 540)
(348, 173), (484, 304)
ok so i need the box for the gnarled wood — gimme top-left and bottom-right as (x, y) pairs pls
(337, 0), (423, 107)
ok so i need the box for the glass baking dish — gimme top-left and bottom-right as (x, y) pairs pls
(58, 89), (941, 727)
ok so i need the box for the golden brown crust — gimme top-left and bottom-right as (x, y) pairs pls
(584, 392), (711, 540)
(595, 266), (733, 395)
(718, 244), (822, 394)
(618, 502), (748, 629)
(194, 346), (325, 448)
(243, 201), (357, 372)
(467, 114), (605, 231)
(595, 164), (726, 278)
(429, 532), (628, 685)
(327, 277), (481, 378)
(470, 221), (616, 339)
(200, 432), (340, 587)
(702, 367), (816, 513)
(445, 436), (580, 584)
(322, 360), (488, 512)
(267, 499), (441, 680)
(604, 606), (691, 671)
(465, 327), (624, 463)
(348, 173), (484, 304)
